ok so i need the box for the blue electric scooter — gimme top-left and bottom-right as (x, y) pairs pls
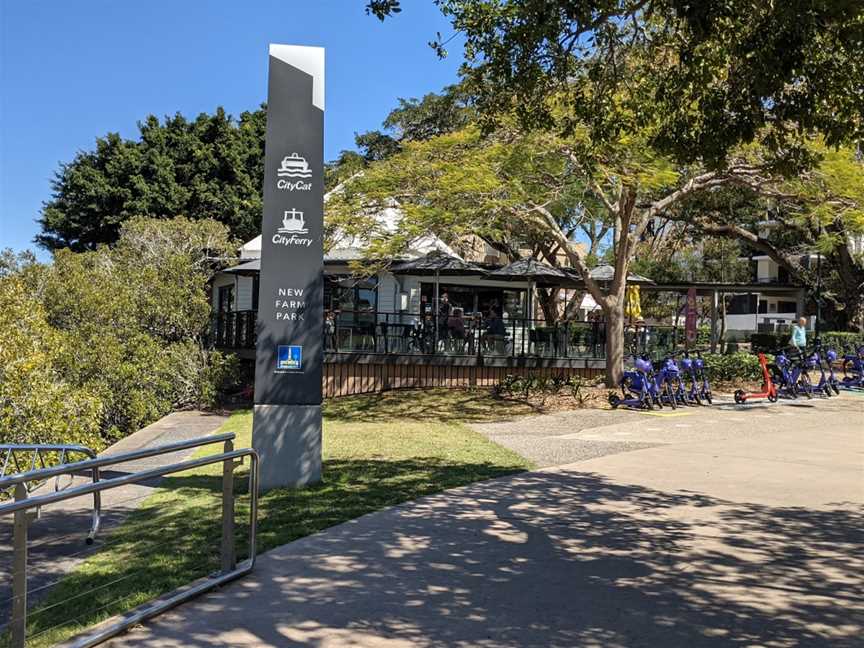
(609, 355), (657, 410)
(839, 344), (864, 390)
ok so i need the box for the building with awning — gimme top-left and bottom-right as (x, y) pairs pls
(208, 218), (809, 397)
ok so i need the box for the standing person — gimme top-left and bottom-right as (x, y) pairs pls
(791, 316), (808, 351)
(436, 293), (452, 351)
(324, 310), (336, 351)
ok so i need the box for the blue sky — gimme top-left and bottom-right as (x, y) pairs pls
(0, 1), (464, 254)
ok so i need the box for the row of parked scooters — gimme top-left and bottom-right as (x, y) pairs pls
(609, 349), (713, 410)
(733, 343), (864, 404)
(609, 343), (864, 410)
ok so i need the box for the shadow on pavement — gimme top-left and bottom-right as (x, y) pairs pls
(100, 467), (863, 648)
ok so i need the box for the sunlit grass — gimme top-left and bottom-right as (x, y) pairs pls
(10, 388), (532, 647)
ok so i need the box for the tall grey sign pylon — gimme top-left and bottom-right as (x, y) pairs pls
(252, 44), (324, 490)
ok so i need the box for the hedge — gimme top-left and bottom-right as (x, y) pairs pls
(750, 330), (864, 353)
(702, 352), (763, 383)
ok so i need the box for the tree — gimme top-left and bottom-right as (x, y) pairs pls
(330, 115), (863, 384)
(365, 0), (864, 379)
(0, 271), (103, 448)
(327, 83), (474, 190)
(667, 145), (864, 330)
(37, 108), (266, 251)
(2, 218), (236, 445)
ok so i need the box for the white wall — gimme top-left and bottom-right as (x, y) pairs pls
(377, 272), (399, 313)
(210, 273), (255, 311)
(211, 274), (236, 310)
(236, 276), (255, 311)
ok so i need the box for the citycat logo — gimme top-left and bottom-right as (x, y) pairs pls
(273, 208), (313, 248)
(276, 153), (312, 192)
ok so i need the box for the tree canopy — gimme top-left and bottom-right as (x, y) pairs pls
(37, 108), (266, 252)
(1, 218), (236, 446)
(374, 0), (864, 170)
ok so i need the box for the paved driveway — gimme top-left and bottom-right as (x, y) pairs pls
(105, 395), (863, 648)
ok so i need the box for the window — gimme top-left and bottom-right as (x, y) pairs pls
(727, 294), (757, 315)
(218, 285), (234, 313)
(419, 283), (527, 319)
(252, 276), (260, 311)
(324, 276), (378, 313)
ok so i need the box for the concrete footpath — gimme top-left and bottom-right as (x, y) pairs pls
(108, 396), (863, 648)
(0, 411), (228, 624)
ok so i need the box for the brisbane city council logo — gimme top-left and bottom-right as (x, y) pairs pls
(273, 153), (314, 248)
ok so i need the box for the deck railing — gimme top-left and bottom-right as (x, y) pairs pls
(211, 310), (690, 360)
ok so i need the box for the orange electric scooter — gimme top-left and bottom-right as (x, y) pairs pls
(733, 352), (778, 404)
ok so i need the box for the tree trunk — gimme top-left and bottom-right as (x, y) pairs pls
(604, 303), (625, 387)
(564, 290), (586, 319)
(827, 240), (864, 332)
(536, 287), (560, 323)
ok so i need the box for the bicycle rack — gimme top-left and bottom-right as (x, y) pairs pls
(1, 443), (102, 544)
(0, 432), (259, 648)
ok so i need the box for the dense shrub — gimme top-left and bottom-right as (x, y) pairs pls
(819, 331), (864, 351)
(749, 332), (789, 352)
(0, 218), (235, 449)
(751, 330), (863, 354)
(702, 352), (763, 383)
(0, 274), (103, 447)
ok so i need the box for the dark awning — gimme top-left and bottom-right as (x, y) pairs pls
(486, 258), (575, 285)
(223, 259), (260, 275)
(390, 251), (485, 276)
(567, 264), (654, 285)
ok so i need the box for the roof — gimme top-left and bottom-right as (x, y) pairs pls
(390, 253), (485, 276)
(487, 258), (573, 284)
(641, 281), (805, 296)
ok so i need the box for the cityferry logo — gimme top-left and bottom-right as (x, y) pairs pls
(273, 208), (313, 248)
(277, 153), (312, 191)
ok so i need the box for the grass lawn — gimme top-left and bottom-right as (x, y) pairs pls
(11, 388), (534, 647)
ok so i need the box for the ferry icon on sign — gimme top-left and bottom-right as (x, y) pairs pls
(277, 153), (312, 178)
(278, 208), (308, 234)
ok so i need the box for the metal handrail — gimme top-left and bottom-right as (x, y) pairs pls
(0, 432), (259, 648)
(0, 432), (234, 491)
(1, 443), (101, 543)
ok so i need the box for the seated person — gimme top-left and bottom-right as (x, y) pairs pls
(448, 308), (466, 339)
(485, 310), (507, 336)
(482, 310), (508, 352)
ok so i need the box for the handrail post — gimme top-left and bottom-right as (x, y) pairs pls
(12, 483), (29, 648)
(220, 439), (236, 573)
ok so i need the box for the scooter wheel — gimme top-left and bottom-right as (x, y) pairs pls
(768, 391), (778, 403)
(733, 390), (745, 404)
(831, 383), (840, 395)
(704, 391), (713, 405)
(692, 392), (702, 406)
(667, 386), (677, 409)
(608, 394), (620, 409)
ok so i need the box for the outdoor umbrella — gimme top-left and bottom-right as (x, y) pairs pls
(584, 264), (654, 285)
(391, 251), (485, 340)
(390, 251), (485, 276)
(487, 258), (574, 321)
